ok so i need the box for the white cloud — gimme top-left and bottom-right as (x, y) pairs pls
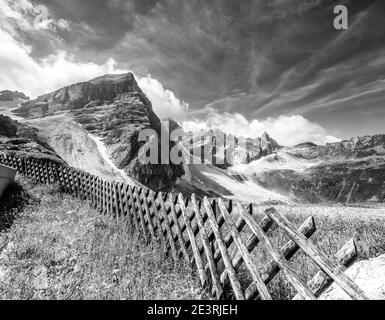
(138, 76), (189, 120)
(0, 0), (70, 34)
(0, 0), (190, 120)
(182, 112), (340, 146)
(0, 0), (338, 148)
(0, 28), (126, 97)
(0, 26), (189, 121)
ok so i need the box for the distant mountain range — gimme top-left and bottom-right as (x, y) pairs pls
(233, 135), (385, 203)
(1, 73), (384, 204)
(0, 90), (29, 101)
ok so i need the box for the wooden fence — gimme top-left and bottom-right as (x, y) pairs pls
(0, 152), (368, 300)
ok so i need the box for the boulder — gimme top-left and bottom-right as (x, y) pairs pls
(320, 254), (385, 300)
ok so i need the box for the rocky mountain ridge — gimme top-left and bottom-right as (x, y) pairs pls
(181, 128), (279, 168)
(12, 73), (184, 191)
(14, 74), (149, 118)
(294, 134), (385, 160)
(250, 134), (385, 203)
(0, 90), (29, 102)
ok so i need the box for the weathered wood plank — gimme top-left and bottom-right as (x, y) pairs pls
(109, 181), (114, 216)
(238, 203), (316, 300)
(218, 199), (272, 300)
(103, 180), (108, 214)
(148, 191), (168, 253)
(113, 183), (119, 216)
(125, 185), (133, 223)
(140, 189), (156, 239)
(158, 192), (178, 262)
(203, 197), (245, 300)
(245, 215), (316, 300)
(106, 181), (111, 215)
(219, 213), (273, 287)
(191, 195), (224, 299)
(293, 238), (358, 299)
(96, 177), (101, 209)
(133, 187), (150, 242)
(128, 186), (143, 235)
(169, 193), (191, 265)
(178, 193), (207, 285)
(265, 207), (368, 300)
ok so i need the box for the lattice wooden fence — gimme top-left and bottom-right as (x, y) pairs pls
(0, 152), (368, 300)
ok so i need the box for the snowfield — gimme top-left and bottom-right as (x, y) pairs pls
(231, 148), (319, 175)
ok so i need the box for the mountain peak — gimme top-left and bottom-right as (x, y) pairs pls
(13, 72), (146, 118)
(88, 72), (135, 85)
(260, 131), (279, 148)
(261, 131), (270, 140)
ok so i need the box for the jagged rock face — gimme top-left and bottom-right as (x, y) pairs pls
(294, 135), (385, 202)
(14, 74), (144, 118)
(71, 92), (161, 167)
(0, 115), (62, 162)
(0, 90), (29, 101)
(13, 73), (184, 191)
(259, 163), (385, 203)
(254, 135), (385, 203)
(293, 135), (385, 160)
(246, 132), (280, 162)
(182, 129), (279, 169)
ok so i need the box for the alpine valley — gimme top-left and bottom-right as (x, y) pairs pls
(1, 73), (385, 204)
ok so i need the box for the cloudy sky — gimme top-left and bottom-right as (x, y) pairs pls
(1, 0), (385, 145)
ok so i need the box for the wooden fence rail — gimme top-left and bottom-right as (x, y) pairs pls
(0, 152), (368, 300)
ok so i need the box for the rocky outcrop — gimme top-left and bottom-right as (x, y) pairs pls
(182, 129), (279, 169)
(320, 254), (385, 300)
(246, 132), (280, 162)
(12, 73), (184, 191)
(0, 90), (29, 102)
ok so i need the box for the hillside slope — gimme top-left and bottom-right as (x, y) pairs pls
(0, 177), (203, 300)
(0, 114), (62, 163)
(23, 114), (139, 184)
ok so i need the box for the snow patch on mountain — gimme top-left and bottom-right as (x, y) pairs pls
(231, 149), (319, 175)
(88, 134), (140, 186)
(201, 168), (292, 203)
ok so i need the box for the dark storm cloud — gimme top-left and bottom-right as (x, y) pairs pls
(30, 0), (385, 137)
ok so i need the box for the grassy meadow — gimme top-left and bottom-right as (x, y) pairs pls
(0, 177), (203, 300)
(1, 176), (384, 300)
